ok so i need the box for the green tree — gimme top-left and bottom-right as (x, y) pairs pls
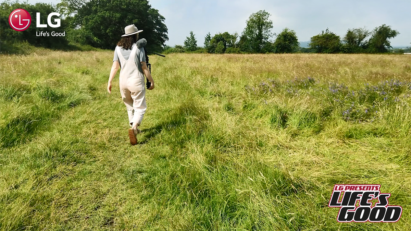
(343, 28), (370, 53)
(273, 28), (299, 53)
(310, 29), (341, 53)
(207, 32), (237, 53)
(215, 41), (225, 54)
(174, 45), (185, 53)
(224, 32), (238, 48)
(241, 10), (274, 53)
(208, 33), (225, 53)
(367, 24), (399, 53)
(204, 32), (211, 49)
(184, 31), (197, 51)
(224, 32), (240, 53)
(64, 0), (168, 51)
(238, 34), (251, 53)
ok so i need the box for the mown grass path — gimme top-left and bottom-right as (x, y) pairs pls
(1, 51), (411, 230)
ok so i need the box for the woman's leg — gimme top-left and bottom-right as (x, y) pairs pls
(121, 88), (139, 145)
(130, 89), (147, 129)
(127, 110), (134, 126)
(120, 88), (134, 125)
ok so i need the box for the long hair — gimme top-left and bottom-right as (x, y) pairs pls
(117, 34), (139, 50)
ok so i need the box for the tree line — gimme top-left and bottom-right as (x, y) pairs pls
(1, 1), (409, 54)
(172, 10), (409, 54)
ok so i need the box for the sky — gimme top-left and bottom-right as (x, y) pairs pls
(27, 0), (411, 47)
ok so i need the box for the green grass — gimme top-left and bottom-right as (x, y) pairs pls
(1, 51), (411, 230)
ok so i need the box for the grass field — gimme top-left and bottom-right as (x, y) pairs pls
(1, 50), (411, 230)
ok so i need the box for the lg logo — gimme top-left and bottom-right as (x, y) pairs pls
(9, 9), (31, 31)
(9, 8), (61, 32)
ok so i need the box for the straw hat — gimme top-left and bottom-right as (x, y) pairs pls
(122, 24), (143, 37)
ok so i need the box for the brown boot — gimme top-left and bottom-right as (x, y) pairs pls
(128, 128), (137, 145)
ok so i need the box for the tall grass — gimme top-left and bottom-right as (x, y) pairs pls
(1, 51), (411, 230)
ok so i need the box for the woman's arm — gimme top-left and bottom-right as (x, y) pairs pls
(107, 61), (120, 93)
(141, 62), (155, 90)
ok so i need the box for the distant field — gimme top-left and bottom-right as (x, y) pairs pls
(1, 51), (411, 230)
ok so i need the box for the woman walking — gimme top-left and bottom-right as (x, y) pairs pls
(107, 24), (155, 145)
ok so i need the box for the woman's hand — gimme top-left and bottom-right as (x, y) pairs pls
(107, 61), (120, 94)
(148, 81), (155, 90)
(141, 62), (155, 90)
(107, 81), (112, 94)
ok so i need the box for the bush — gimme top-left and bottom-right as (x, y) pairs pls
(215, 41), (225, 54)
(310, 29), (342, 53)
(163, 45), (186, 54)
(225, 47), (240, 54)
(191, 48), (208, 53)
(0, 40), (36, 54)
(393, 49), (405, 54)
(273, 28), (299, 53)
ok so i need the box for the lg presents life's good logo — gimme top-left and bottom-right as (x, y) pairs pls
(329, 184), (402, 223)
(9, 9), (32, 31)
(9, 8), (61, 32)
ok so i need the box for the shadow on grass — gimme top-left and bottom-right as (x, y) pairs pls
(139, 101), (209, 145)
(0, 86), (90, 148)
(139, 126), (163, 145)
